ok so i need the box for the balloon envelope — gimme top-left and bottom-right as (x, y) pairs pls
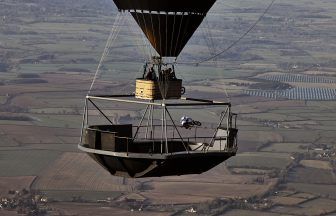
(112, 0), (216, 57)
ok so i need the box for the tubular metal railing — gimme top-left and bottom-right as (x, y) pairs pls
(80, 94), (238, 155)
(83, 124), (237, 155)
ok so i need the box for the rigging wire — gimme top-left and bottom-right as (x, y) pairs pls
(125, 14), (148, 60)
(149, 12), (159, 56)
(177, 14), (193, 59)
(88, 13), (123, 94)
(165, 13), (168, 58)
(203, 21), (231, 101)
(116, 66), (143, 95)
(141, 31), (153, 59)
(201, 20), (217, 66)
(158, 13), (162, 56)
(170, 13), (177, 57)
(194, 0), (277, 66)
(141, 14), (154, 58)
(133, 11), (153, 59)
(107, 13), (125, 56)
(174, 12), (185, 58)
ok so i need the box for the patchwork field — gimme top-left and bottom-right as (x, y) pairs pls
(32, 152), (133, 192)
(140, 181), (276, 205)
(0, 176), (36, 196)
(49, 202), (173, 216)
(285, 183), (336, 199)
(226, 152), (292, 169)
(1, 0), (336, 215)
(271, 198), (336, 215)
(0, 150), (61, 177)
(260, 142), (310, 153)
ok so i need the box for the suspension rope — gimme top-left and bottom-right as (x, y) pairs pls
(158, 13), (162, 56)
(88, 13), (123, 94)
(125, 14), (147, 60)
(133, 11), (153, 59)
(203, 19), (217, 65)
(165, 13), (168, 57)
(194, 0), (277, 65)
(174, 12), (185, 60)
(149, 12), (158, 56)
(170, 13), (177, 56)
(202, 20), (231, 100)
(177, 13), (193, 54)
(157, 65), (167, 99)
(118, 64), (146, 94)
(141, 31), (153, 59)
(107, 14), (124, 56)
(201, 26), (212, 57)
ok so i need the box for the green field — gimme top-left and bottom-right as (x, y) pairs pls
(286, 183), (336, 199)
(0, 150), (61, 177)
(0, 96), (6, 105)
(260, 142), (310, 153)
(0, 135), (20, 147)
(226, 152), (292, 169)
(41, 190), (123, 202)
(288, 167), (335, 184)
(32, 114), (84, 128)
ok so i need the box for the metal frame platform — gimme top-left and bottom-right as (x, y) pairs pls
(78, 94), (238, 177)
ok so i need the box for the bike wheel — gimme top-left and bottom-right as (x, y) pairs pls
(193, 121), (201, 126)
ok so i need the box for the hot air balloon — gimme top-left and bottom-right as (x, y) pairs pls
(78, 0), (238, 178)
(114, 0), (216, 57)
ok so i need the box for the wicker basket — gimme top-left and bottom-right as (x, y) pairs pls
(135, 78), (182, 100)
